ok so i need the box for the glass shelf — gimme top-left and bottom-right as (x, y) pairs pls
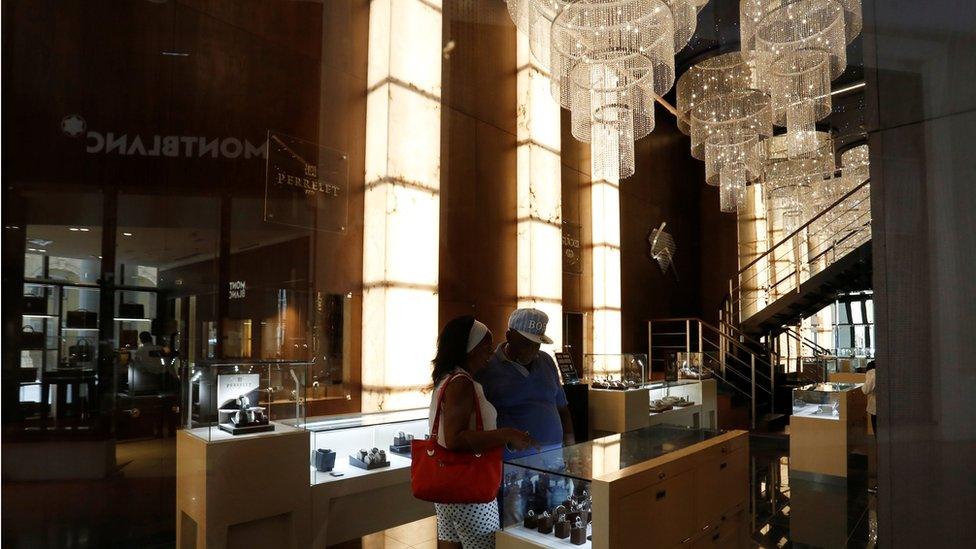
(505, 425), (725, 482)
(303, 407), (427, 432)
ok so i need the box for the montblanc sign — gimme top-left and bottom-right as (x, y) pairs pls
(60, 114), (267, 159)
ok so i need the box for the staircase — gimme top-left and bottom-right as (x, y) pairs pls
(732, 178), (871, 339)
(648, 318), (779, 431)
(710, 177), (873, 430)
(650, 180), (873, 434)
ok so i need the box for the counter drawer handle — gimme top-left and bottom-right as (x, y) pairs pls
(656, 490), (666, 500)
(712, 532), (721, 541)
(658, 472), (666, 479)
(720, 462), (728, 470)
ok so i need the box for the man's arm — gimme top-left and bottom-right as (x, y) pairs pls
(558, 405), (575, 446)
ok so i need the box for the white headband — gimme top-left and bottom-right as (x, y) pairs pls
(466, 320), (490, 353)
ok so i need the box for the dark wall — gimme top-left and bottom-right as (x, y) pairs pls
(620, 106), (739, 356)
(864, 0), (976, 545)
(438, 1), (519, 339)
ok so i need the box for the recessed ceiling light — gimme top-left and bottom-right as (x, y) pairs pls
(69, 228), (79, 232)
(122, 232), (133, 237)
(79, 228), (90, 232)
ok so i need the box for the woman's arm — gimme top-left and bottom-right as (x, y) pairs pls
(440, 376), (534, 453)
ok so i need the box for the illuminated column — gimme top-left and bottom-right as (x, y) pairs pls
(516, 34), (563, 350)
(591, 168), (622, 356)
(362, 0), (442, 411)
(738, 182), (770, 320)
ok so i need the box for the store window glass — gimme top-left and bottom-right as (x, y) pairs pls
(4, 1), (366, 544)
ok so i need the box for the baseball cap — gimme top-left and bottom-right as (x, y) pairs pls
(508, 308), (553, 345)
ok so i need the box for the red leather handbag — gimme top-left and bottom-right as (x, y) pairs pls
(411, 372), (502, 504)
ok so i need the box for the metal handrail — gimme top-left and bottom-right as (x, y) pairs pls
(737, 178), (871, 275)
(649, 317), (777, 428)
(780, 325), (832, 356)
(701, 334), (773, 388)
(733, 206), (871, 297)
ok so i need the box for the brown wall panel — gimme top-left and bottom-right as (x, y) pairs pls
(438, 1), (519, 339)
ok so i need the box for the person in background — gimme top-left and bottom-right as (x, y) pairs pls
(862, 360), (877, 434)
(429, 315), (535, 549)
(862, 360), (878, 494)
(475, 308), (575, 521)
(132, 332), (165, 376)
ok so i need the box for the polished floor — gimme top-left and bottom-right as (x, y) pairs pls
(1, 435), (877, 548)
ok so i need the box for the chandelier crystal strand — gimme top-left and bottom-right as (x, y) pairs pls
(740, 0), (862, 51)
(753, 0), (848, 86)
(507, 1), (570, 66)
(676, 50), (764, 135)
(719, 163), (747, 212)
(770, 48), (832, 128)
(704, 128), (761, 187)
(551, 0), (676, 179)
(690, 88), (773, 160)
(785, 98), (819, 157)
(763, 133), (835, 232)
(664, 0), (702, 52)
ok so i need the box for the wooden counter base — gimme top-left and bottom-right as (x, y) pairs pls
(499, 430), (750, 549)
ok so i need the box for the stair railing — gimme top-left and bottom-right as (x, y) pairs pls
(731, 178), (872, 324)
(648, 318), (777, 429)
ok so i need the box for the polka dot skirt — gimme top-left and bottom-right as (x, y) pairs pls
(434, 501), (499, 548)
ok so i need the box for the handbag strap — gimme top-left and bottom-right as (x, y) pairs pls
(430, 370), (486, 439)
(76, 337), (92, 346)
(22, 325), (35, 332)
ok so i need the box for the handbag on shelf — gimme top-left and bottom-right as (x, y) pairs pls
(23, 295), (47, 315)
(69, 338), (94, 363)
(411, 372), (502, 504)
(118, 303), (145, 319)
(66, 309), (98, 329)
(21, 325), (45, 350)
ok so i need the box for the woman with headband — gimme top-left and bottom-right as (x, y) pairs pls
(428, 315), (536, 549)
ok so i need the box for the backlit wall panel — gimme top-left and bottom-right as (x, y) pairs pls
(516, 34), (563, 350)
(591, 171), (622, 356)
(362, 0), (442, 412)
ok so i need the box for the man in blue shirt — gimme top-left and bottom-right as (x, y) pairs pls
(477, 309), (576, 521)
(476, 308), (575, 458)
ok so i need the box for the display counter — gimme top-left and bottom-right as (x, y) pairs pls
(647, 379), (717, 430)
(789, 383), (867, 483)
(304, 409), (433, 546)
(176, 360), (434, 549)
(589, 379), (717, 434)
(496, 425), (750, 549)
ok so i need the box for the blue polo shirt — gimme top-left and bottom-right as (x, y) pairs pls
(475, 344), (569, 459)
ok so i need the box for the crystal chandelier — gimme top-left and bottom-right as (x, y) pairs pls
(750, 0), (859, 159)
(762, 132), (835, 231)
(507, 0), (705, 181)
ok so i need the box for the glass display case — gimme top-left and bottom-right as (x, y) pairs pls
(646, 379), (703, 413)
(303, 408), (429, 484)
(792, 382), (861, 421)
(583, 353), (647, 389)
(500, 425), (728, 548)
(184, 360), (310, 441)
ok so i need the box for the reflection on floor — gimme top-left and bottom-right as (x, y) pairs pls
(330, 516), (438, 549)
(1, 437), (176, 549)
(1, 434), (877, 548)
(750, 435), (877, 548)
